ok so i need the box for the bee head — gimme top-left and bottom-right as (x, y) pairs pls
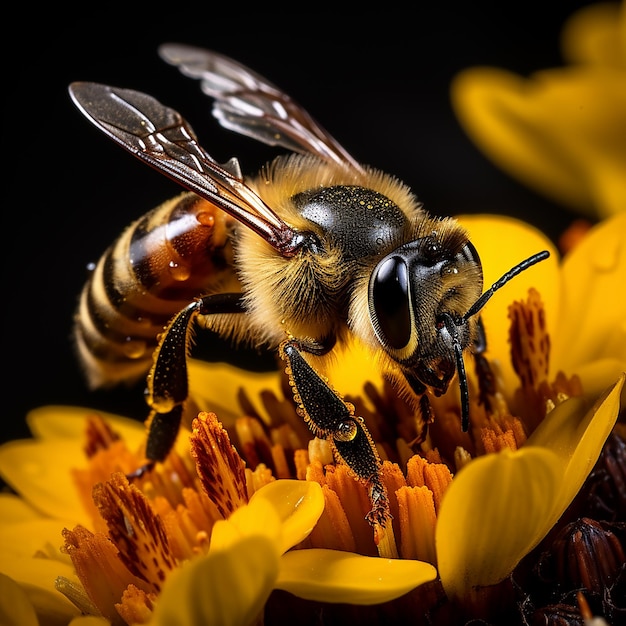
(368, 233), (482, 384)
(368, 235), (550, 430)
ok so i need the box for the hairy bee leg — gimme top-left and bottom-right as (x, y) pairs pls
(473, 317), (496, 411)
(401, 371), (434, 445)
(143, 406), (185, 466)
(279, 339), (391, 526)
(141, 293), (245, 466)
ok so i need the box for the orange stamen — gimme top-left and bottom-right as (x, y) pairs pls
(324, 464), (376, 555)
(62, 525), (151, 622)
(406, 455), (453, 512)
(116, 584), (156, 625)
(92, 473), (177, 593)
(396, 485), (437, 563)
(190, 412), (248, 518)
(303, 484), (357, 552)
(509, 288), (550, 390)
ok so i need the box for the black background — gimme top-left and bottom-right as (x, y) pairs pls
(6, 2), (595, 442)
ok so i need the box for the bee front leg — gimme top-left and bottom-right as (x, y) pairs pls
(280, 339), (390, 527)
(473, 317), (496, 412)
(137, 293), (245, 470)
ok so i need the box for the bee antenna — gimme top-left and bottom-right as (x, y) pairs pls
(440, 313), (470, 431)
(463, 250), (550, 321)
(447, 249), (549, 431)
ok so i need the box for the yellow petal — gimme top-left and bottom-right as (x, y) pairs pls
(436, 446), (562, 600)
(68, 618), (111, 626)
(0, 440), (91, 526)
(189, 359), (284, 426)
(324, 336), (386, 404)
(560, 1), (625, 65)
(26, 405), (145, 447)
(0, 493), (45, 523)
(574, 358), (626, 402)
(210, 497), (281, 553)
(527, 373), (624, 524)
(189, 342), (386, 421)
(1, 519), (72, 564)
(275, 548), (437, 604)
(0, 573), (39, 626)
(249, 480), (324, 553)
(0, 557), (80, 624)
(150, 536), (279, 626)
(451, 66), (626, 218)
(457, 215), (559, 396)
(551, 213), (626, 388)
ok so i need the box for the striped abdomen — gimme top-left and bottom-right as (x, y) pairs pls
(75, 192), (237, 388)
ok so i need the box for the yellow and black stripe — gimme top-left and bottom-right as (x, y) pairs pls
(74, 192), (236, 388)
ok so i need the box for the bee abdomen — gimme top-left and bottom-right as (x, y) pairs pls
(75, 192), (236, 388)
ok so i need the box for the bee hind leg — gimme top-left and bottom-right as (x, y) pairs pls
(280, 339), (391, 527)
(132, 293), (245, 474)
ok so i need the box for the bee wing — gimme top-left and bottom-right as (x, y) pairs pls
(158, 43), (365, 173)
(69, 82), (302, 254)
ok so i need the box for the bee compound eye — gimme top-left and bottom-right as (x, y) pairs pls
(370, 256), (411, 350)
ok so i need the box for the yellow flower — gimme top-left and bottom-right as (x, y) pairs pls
(450, 1), (626, 219)
(459, 212), (626, 405)
(188, 213), (625, 621)
(0, 408), (145, 626)
(0, 408), (435, 626)
(1, 214), (623, 625)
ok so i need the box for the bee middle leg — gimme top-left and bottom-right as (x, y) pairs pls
(137, 293), (245, 469)
(280, 339), (390, 527)
(473, 317), (496, 412)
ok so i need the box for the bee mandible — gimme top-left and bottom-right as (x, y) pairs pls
(69, 44), (549, 525)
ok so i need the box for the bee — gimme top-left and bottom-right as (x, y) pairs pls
(69, 44), (548, 525)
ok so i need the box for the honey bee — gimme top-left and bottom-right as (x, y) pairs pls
(69, 44), (548, 524)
